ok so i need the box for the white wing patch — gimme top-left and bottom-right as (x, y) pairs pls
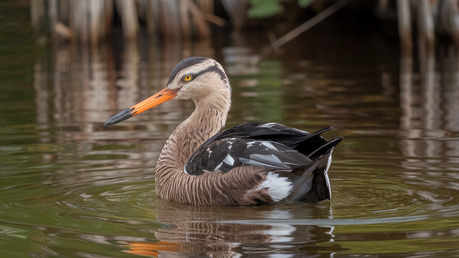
(260, 141), (278, 151)
(256, 172), (292, 202)
(259, 122), (278, 128)
(223, 154), (235, 166)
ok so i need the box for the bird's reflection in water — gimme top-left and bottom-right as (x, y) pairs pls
(124, 200), (346, 257)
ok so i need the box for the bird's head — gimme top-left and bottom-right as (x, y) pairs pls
(104, 57), (230, 127)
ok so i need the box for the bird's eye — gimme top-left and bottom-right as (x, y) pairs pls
(182, 74), (193, 82)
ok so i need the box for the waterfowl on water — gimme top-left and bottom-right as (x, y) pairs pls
(104, 57), (342, 206)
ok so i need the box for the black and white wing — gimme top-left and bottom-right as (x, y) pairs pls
(184, 122), (341, 175)
(184, 137), (312, 175)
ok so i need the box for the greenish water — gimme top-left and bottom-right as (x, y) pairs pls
(1, 6), (459, 257)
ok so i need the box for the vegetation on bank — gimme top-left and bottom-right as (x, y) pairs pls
(30, 0), (459, 53)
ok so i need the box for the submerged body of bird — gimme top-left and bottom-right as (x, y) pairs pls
(104, 57), (342, 205)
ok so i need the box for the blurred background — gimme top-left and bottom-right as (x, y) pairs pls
(1, 0), (459, 257)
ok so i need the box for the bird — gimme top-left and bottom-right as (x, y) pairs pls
(104, 57), (342, 206)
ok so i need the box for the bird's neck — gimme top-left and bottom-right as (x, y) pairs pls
(155, 92), (231, 179)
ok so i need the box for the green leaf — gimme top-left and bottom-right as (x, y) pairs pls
(298, 0), (314, 8)
(248, 0), (284, 18)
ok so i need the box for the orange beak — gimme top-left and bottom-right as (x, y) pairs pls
(104, 87), (178, 127)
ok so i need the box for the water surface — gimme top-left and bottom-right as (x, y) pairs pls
(1, 14), (459, 257)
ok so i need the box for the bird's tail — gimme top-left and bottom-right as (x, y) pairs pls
(300, 153), (334, 202)
(309, 136), (343, 160)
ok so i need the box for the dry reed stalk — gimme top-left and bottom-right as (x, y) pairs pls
(204, 13), (226, 27)
(438, 0), (459, 49)
(166, 0), (182, 39)
(89, 1), (98, 46)
(48, 0), (58, 41)
(159, 1), (169, 39)
(30, 0), (46, 34)
(181, 0), (192, 39)
(418, 0), (435, 51)
(32, 0), (214, 43)
(197, 0), (213, 14)
(116, 0), (139, 40)
(197, 0), (216, 29)
(104, 0), (114, 39)
(452, 1), (459, 49)
(58, 0), (68, 25)
(185, 0), (211, 39)
(397, 0), (413, 56)
(77, 0), (89, 44)
(146, 0), (160, 37)
(54, 21), (74, 40)
(219, 0), (247, 34)
(271, 0), (347, 49)
(135, 0), (147, 22)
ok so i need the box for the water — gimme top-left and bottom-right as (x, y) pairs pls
(1, 10), (459, 257)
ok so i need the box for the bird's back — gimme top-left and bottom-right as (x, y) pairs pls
(184, 122), (342, 204)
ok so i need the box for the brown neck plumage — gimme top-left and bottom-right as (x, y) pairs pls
(154, 90), (231, 203)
